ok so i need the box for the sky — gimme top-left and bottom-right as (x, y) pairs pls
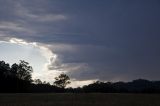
(0, 0), (160, 87)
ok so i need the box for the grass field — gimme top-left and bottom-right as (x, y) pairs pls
(0, 93), (160, 106)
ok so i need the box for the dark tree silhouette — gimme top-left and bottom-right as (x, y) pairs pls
(0, 61), (10, 76)
(54, 73), (71, 88)
(1, 60), (160, 93)
(34, 79), (43, 84)
(11, 60), (33, 82)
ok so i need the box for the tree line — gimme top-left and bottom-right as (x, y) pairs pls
(0, 60), (160, 93)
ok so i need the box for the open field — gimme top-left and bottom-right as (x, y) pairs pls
(0, 93), (160, 106)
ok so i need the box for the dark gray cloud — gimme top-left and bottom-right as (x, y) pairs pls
(0, 0), (160, 81)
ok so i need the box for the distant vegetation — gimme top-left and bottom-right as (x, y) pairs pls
(0, 60), (160, 93)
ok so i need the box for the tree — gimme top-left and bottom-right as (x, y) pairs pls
(11, 60), (33, 82)
(54, 73), (71, 88)
(10, 63), (19, 78)
(34, 79), (42, 84)
(0, 61), (10, 80)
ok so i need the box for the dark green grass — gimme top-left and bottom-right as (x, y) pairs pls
(0, 93), (160, 106)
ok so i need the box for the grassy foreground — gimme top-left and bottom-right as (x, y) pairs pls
(0, 93), (160, 106)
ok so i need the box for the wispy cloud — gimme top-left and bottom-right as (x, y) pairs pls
(15, 2), (67, 22)
(26, 14), (67, 22)
(0, 21), (34, 33)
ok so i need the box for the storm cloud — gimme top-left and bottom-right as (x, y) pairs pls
(0, 0), (160, 82)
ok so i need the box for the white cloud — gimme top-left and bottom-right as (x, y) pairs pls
(1, 37), (67, 83)
(9, 38), (29, 45)
(8, 38), (62, 72)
